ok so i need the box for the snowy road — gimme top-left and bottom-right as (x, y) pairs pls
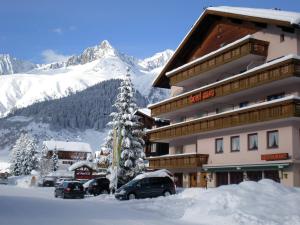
(1, 180), (300, 225)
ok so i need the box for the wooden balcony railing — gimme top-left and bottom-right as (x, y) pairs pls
(149, 99), (300, 142)
(168, 38), (269, 86)
(150, 58), (300, 117)
(147, 153), (209, 169)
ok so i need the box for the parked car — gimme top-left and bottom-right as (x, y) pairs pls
(84, 177), (110, 196)
(54, 181), (85, 199)
(38, 177), (56, 187)
(115, 176), (176, 200)
(55, 177), (73, 187)
(0, 176), (8, 185)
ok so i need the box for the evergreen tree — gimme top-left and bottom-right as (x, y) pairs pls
(104, 70), (145, 186)
(9, 134), (26, 176)
(39, 145), (52, 177)
(21, 135), (38, 175)
(51, 148), (59, 172)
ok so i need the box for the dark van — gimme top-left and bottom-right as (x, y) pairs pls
(115, 176), (176, 200)
(84, 177), (110, 196)
(54, 181), (84, 199)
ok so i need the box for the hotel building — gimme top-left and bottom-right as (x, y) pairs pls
(147, 7), (300, 188)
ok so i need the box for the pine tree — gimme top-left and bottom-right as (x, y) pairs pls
(9, 134), (26, 176)
(51, 148), (59, 172)
(21, 135), (38, 175)
(39, 145), (52, 177)
(103, 70), (145, 186)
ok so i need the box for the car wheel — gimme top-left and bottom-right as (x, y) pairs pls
(128, 193), (136, 200)
(93, 191), (100, 196)
(54, 193), (58, 198)
(163, 191), (171, 197)
(101, 189), (109, 194)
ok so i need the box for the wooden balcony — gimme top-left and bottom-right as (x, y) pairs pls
(148, 153), (208, 169)
(150, 58), (300, 117)
(149, 98), (300, 142)
(168, 38), (269, 86)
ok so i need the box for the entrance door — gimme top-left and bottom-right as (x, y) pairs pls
(216, 172), (228, 187)
(264, 170), (280, 183)
(230, 171), (243, 184)
(199, 173), (207, 188)
(247, 171), (262, 182)
(189, 173), (197, 187)
(174, 173), (183, 187)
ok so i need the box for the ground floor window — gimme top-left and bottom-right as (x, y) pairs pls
(230, 171), (243, 184)
(216, 172), (228, 187)
(247, 171), (262, 181)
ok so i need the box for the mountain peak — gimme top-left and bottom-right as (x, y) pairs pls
(0, 54), (37, 75)
(99, 40), (113, 49)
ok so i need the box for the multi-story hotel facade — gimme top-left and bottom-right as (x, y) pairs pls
(147, 7), (300, 188)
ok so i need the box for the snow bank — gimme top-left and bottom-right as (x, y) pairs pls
(182, 180), (300, 225)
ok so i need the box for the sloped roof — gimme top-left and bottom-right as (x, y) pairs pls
(153, 6), (300, 88)
(43, 140), (92, 153)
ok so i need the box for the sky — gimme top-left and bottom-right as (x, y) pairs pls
(1, 0), (300, 64)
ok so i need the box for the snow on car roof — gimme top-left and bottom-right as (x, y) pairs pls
(43, 140), (92, 153)
(133, 169), (173, 181)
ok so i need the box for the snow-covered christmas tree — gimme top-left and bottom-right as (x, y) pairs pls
(103, 70), (145, 187)
(51, 148), (59, 172)
(39, 145), (52, 177)
(21, 135), (38, 175)
(9, 133), (26, 176)
(9, 133), (38, 176)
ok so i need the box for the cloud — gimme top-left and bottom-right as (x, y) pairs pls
(52, 28), (63, 34)
(41, 49), (70, 63)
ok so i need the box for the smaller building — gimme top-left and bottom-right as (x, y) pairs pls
(43, 140), (93, 170)
(68, 161), (106, 180)
(135, 108), (169, 157)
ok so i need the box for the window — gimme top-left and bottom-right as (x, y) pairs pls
(267, 93), (285, 101)
(231, 136), (240, 152)
(215, 138), (224, 154)
(280, 34), (285, 42)
(248, 133), (258, 150)
(175, 145), (183, 154)
(267, 130), (279, 148)
(239, 101), (249, 108)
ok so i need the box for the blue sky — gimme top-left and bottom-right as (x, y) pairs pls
(1, 0), (300, 63)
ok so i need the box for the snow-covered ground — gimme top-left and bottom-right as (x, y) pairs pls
(0, 180), (300, 225)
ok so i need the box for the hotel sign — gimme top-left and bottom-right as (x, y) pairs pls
(189, 89), (215, 104)
(261, 153), (289, 161)
(75, 166), (93, 180)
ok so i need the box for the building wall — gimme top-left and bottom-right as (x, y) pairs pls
(252, 25), (298, 62)
(197, 126), (294, 165)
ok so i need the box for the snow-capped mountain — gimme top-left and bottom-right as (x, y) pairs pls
(0, 41), (173, 118)
(0, 54), (37, 75)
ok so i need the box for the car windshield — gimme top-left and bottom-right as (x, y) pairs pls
(124, 179), (138, 187)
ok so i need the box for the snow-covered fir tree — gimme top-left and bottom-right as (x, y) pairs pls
(21, 135), (38, 175)
(51, 149), (59, 172)
(103, 70), (145, 186)
(39, 145), (52, 177)
(9, 133), (38, 176)
(9, 133), (26, 176)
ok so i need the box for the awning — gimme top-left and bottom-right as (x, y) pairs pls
(202, 162), (291, 172)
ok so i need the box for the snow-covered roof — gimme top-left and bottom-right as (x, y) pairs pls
(165, 35), (254, 77)
(207, 6), (300, 26)
(68, 161), (97, 171)
(43, 140), (92, 153)
(152, 6), (300, 88)
(136, 108), (151, 117)
(133, 169), (173, 180)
